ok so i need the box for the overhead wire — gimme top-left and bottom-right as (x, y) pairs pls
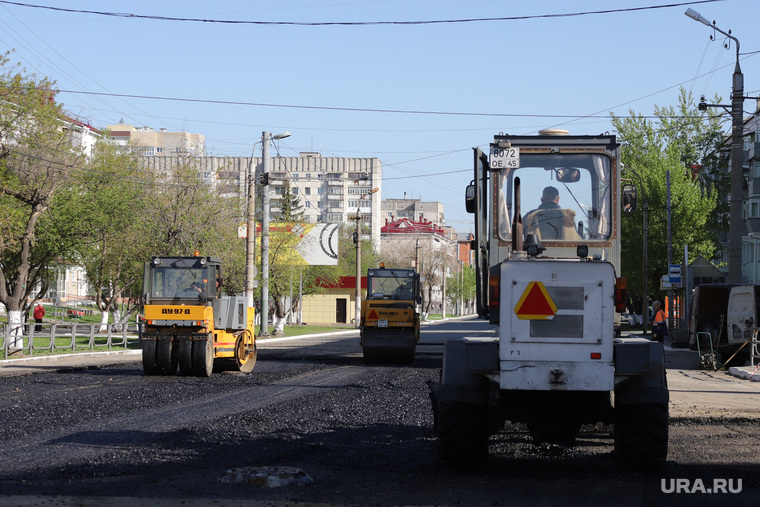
(0, 0), (721, 26)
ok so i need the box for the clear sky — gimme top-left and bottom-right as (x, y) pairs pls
(1, 0), (758, 234)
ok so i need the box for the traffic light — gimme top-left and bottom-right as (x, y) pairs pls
(260, 173), (270, 185)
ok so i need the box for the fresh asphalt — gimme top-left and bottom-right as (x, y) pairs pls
(2, 321), (759, 382)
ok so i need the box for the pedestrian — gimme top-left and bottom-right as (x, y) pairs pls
(33, 303), (45, 333)
(651, 300), (667, 343)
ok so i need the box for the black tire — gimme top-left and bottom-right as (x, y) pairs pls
(437, 401), (489, 466)
(156, 338), (177, 375)
(192, 334), (214, 377)
(142, 339), (159, 376)
(235, 331), (257, 373)
(178, 339), (193, 376)
(615, 402), (669, 468)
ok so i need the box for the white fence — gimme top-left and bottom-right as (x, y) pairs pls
(1, 322), (141, 359)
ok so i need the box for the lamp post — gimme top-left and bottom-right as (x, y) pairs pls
(353, 187), (379, 329)
(260, 130), (291, 336)
(686, 8), (744, 283)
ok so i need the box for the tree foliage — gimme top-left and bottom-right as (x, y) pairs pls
(613, 88), (725, 303)
(447, 263), (476, 312)
(0, 54), (86, 330)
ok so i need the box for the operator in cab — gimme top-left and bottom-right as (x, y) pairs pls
(523, 185), (580, 241)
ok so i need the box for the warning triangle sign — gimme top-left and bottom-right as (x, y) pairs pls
(368, 309), (378, 320)
(514, 281), (557, 320)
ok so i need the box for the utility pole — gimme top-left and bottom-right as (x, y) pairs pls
(261, 131), (271, 336)
(259, 130), (292, 336)
(245, 150), (256, 310)
(354, 212), (362, 329)
(441, 242), (446, 319)
(686, 9), (746, 283)
(354, 188), (378, 328)
(729, 53), (745, 284)
(667, 170), (673, 334)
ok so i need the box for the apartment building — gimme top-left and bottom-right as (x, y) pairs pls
(107, 123), (205, 156)
(382, 198), (445, 225)
(138, 153), (383, 248)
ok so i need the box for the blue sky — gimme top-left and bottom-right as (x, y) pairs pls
(1, 0), (758, 233)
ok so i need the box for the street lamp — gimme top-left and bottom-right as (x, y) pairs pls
(353, 187), (379, 329)
(260, 130), (291, 336)
(685, 8), (744, 283)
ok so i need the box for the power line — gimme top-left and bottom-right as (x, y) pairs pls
(0, 0), (721, 26)
(0, 85), (705, 121)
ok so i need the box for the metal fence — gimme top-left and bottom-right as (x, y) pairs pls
(0, 321), (142, 360)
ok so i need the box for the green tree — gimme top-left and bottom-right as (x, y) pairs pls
(447, 263), (476, 314)
(276, 178), (304, 221)
(0, 55), (86, 346)
(71, 140), (149, 329)
(613, 89), (723, 304)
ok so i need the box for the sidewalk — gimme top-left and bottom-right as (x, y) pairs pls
(0, 350), (142, 377)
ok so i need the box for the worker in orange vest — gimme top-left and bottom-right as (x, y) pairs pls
(651, 300), (667, 343)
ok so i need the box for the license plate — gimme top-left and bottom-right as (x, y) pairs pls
(378, 319), (388, 328)
(489, 146), (520, 169)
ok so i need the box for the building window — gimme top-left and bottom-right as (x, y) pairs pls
(327, 173), (341, 179)
(327, 213), (343, 222)
(753, 202), (759, 218)
(305, 187), (311, 195)
(318, 187), (325, 195)
(328, 186), (343, 195)
(304, 201), (310, 208)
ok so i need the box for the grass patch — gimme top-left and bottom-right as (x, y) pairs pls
(281, 324), (354, 337)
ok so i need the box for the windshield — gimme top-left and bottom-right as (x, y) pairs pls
(497, 153), (612, 242)
(151, 267), (216, 299)
(368, 270), (416, 300)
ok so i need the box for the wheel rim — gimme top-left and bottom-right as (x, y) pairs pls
(236, 331), (256, 373)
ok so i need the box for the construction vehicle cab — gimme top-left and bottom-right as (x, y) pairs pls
(141, 255), (257, 376)
(432, 131), (668, 468)
(360, 265), (421, 364)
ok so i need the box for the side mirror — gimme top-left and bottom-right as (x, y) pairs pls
(622, 184), (637, 214)
(465, 182), (476, 214)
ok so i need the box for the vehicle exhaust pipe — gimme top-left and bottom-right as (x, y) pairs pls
(512, 176), (523, 252)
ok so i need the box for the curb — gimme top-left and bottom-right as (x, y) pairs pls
(1, 349), (141, 367)
(727, 366), (760, 382)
